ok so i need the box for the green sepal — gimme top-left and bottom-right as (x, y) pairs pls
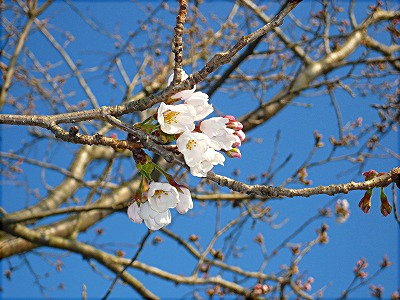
(135, 123), (158, 134)
(137, 161), (154, 181)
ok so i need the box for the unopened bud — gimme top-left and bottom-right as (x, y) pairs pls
(234, 130), (246, 142)
(226, 148), (241, 159)
(359, 189), (372, 213)
(362, 170), (378, 181)
(227, 121), (243, 130)
(380, 188), (392, 216)
(222, 115), (236, 122)
(189, 234), (199, 242)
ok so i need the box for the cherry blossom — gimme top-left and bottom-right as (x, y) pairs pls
(200, 117), (239, 151)
(139, 202), (171, 230)
(176, 187), (193, 214)
(176, 131), (212, 167)
(167, 70), (196, 100)
(189, 148), (225, 177)
(157, 102), (196, 134)
(184, 92), (213, 121)
(127, 202), (143, 224)
(148, 182), (179, 213)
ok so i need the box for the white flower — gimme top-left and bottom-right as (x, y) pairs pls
(189, 148), (225, 177)
(184, 92), (213, 121)
(157, 102), (196, 134)
(176, 187), (193, 214)
(167, 70), (196, 100)
(127, 202), (143, 224)
(177, 131), (225, 177)
(148, 182), (179, 213)
(176, 131), (212, 167)
(139, 202), (171, 230)
(335, 199), (350, 223)
(200, 117), (238, 151)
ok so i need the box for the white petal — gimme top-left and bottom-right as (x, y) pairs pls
(148, 182), (179, 213)
(167, 70), (189, 86)
(167, 70), (196, 100)
(190, 164), (208, 177)
(144, 217), (163, 230)
(157, 103), (196, 134)
(185, 92), (214, 121)
(176, 188), (193, 214)
(138, 202), (155, 220)
(127, 202), (143, 224)
(154, 209), (171, 227)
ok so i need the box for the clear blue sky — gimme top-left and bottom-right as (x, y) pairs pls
(1, 0), (398, 299)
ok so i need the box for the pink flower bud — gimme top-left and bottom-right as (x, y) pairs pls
(223, 115), (236, 122)
(232, 140), (241, 148)
(226, 121), (243, 130)
(234, 130), (246, 142)
(362, 170), (378, 180)
(226, 148), (241, 159)
(262, 284), (271, 294)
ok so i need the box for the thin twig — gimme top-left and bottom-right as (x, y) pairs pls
(101, 230), (152, 300)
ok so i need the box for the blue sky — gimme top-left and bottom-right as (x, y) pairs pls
(1, 0), (398, 299)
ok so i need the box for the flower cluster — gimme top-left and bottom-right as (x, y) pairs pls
(158, 70), (245, 177)
(128, 182), (193, 230)
(370, 284), (384, 298)
(127, 70), (245, 230)
(353, 258), (368, 279)
(295, 277), (314, 292)
(252, 283), (271, 295)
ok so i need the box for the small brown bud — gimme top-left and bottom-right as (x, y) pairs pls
(152, 236), (163, 245)
(212, 249), (224, 260)
(96, 228), (105, 235)
(4, 270), (11, 280)
(254, 233), (264, 244)
(199, 263), (210, 273)
(291, 245), (300, 255)
(188, 234), (199, 242)
(380, 255), (392, 268)
(69, 126), (79, 136)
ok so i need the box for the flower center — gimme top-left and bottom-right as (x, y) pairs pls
(186, 139), (197, 150)
(163, 111), (180, 124)
(154, 190), (168, 199)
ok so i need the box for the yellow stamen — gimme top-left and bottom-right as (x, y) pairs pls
(154, 190), (168, 199)
(163, 111), (180, 124)
(186, 139), (197, 150)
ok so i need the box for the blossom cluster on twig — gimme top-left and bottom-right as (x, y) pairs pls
(127, 70), (245, 230)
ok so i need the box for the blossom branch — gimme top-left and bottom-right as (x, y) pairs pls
(172, 0), (188, 83)
(206, 168), (399, 198)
